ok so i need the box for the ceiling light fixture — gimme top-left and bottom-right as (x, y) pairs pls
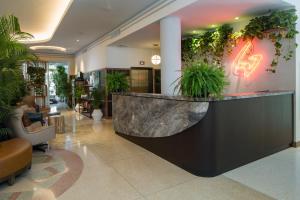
(76, 39), (80, 42)
(151, 55), (161, 65)
(30, 46), (67, 52)
(19, 0), (74, 43)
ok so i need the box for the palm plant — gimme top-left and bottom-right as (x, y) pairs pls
(0, 15), (36, 141)
(175, 61), (229, 98)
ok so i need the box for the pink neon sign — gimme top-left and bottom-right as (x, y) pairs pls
(232, 41), (263, 78)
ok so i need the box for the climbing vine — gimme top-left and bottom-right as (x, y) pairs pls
(182, 9), (298, 72)
(182, 24), (233, 66)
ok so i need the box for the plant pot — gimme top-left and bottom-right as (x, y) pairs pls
(75, 103), (83, 112)
(92, 109), (103, 121)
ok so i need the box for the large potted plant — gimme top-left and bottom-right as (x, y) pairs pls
(91, 88), (103, 121)
(175, 61), (228, 98)
(0, 15), (36, 140)
(53, 65), (71, 102)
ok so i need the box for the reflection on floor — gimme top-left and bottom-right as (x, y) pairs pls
(0, 108), (298, 199)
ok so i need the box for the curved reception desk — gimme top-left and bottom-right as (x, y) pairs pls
(112, 91), (294, 177)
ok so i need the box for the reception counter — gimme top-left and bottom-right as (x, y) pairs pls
(112, 91), (294, 177)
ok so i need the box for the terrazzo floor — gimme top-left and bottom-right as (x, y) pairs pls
(0, 106), (299, 200)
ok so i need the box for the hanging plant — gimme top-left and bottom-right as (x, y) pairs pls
(182, 9), (298, 73)
(182, 24), (233, 65)
(182, 37), (201, 61)
(211, 24), (233, 65)
(242, 9), (298, 72)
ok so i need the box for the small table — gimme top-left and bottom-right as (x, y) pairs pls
(49, 115), (65, 134)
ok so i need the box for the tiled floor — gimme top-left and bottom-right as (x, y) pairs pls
(1, 108), (299, 199)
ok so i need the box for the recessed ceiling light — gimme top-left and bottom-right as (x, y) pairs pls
(19, 0), (74, 44)
(76, 39), (80, 42)
(235, 17), (239, 20)
(30, 46), (67, 52)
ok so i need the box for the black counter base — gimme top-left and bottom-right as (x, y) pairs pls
(116, 94), (293, 177)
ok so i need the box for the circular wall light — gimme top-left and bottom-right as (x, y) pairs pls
(30, 45), (67, 52)
(151, 55), (161, 65)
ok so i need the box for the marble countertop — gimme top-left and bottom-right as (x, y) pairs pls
(112, 90), (294, 102)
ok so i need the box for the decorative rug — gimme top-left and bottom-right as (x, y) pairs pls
(0, 149), (83, 200)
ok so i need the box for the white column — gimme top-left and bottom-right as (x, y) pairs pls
(160, 16), (181, 95)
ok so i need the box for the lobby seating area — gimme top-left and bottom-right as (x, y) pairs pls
(1, 0), (300, 199)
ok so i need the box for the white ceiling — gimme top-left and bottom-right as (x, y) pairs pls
(112, 22), (160, 49)
(112, 0), (292, 49)
(0, 0), (162, 54)
(0, 0), (73, 43)
(0, 0), (293, 54)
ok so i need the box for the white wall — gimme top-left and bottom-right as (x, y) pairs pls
(223, 38), (295, 93)
(37, 53), (76, 75)
(75, 44), (107, 73)
(283, 0), (300, 143)
(107, 46), (160, 69)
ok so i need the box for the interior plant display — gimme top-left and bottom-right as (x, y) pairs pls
(106, 72), (130, 93)
(182, 24), (233, 65)
(175, 61), (228, 98)
(75, 85), (85, 101)
(52, 65), (71, 100)
(27, 66), (46, 85)
(182, 9), (298, 73)
(91, 87), (103, 121)
(0, 15), (36, 141)
(241, 9), (298, 72)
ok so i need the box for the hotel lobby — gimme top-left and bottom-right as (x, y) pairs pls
(1, 0), (300, 199)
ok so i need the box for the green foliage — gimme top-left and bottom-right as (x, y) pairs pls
(242, 9), (298, 72)
(52, 66), (70, 98)
(0, 15), (35, 140)
(182, 9), (298, 73)
(75, 85), (85, 100)
(27, 66), (46, 85)
(211, 24), (234, 64)
(175, 62), (228, 98)
(182, 24), (233, 65)
(0, 67), (27, 106)
(0, 15), (34, 112)
(182, 37), (202, 61)
(106, 72), (129, 93)
(0, 127), (11, 142)
(0, 15), (37, 68)
(91, 87), (103, 109)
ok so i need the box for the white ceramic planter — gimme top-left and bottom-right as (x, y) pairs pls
(92, 109), (103, 121)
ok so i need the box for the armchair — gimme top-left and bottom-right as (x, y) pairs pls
(7, 107), (55, 150)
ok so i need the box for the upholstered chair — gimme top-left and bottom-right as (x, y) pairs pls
(7, 107), (55, 150)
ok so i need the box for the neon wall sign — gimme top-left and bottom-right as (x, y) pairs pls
(232, 41), (263, 78)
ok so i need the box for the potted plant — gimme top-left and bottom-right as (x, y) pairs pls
(74, 85), (85, 112)
(106, 72), (129, 93)
(91, 88), (103, 121)
(53, 66), (70, 102)
(0, 15), (36, 141)
(175, 61), (228, 98)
